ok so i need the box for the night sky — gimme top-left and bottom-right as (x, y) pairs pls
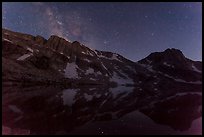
(2, 2), (202, 61)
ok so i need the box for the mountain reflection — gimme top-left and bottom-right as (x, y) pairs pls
(2, 86), (202, 135)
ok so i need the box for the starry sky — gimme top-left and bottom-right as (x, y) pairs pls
(2, 2), (202, 61)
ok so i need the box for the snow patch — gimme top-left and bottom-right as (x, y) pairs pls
(92, 50), (98, 55)
(3, 38), (13, 43)
(163, 62), (171, 67)
(146, 59), (152, 64)
(111, 54), (122, 62)
(82, 51), (86, 54)
(97, 54), (106, 58)
(62, 89), (78, 106)
(96, 71), (102, 75)
(109, 86), (134, 98)
(85, 67), (102, 76)
(146, 66), (155, 72)
(98, 53), (122, 62)
(87, 51), (94, 56)
(84, 93), (93, 101)
(99, 99), (107, 108)
(192, 64), (201, 73)
(8, 105), (23, 114)
(95, 94), (101, 98)
(64, 62), (79, 79)
(85, 68), (95, 75)
(140, 64), (155, 72)
(17, 53), (33, 61)
(90, 77), (96, 80)
(110, 72), (134, 85)
(83, 58), (91, 63)
(27, 47), (33, 53)
(163, 62), (174, 68)
(126, 65), (137, 74)
(101, 62), (108, 71)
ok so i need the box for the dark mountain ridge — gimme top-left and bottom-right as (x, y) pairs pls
(2, 28), (202, 91)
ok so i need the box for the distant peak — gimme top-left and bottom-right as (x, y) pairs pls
(163, 48), (185, 59)
(138, 48), (186, 64)
(164, 48), (183, 54)
(148, 48), (184, 58)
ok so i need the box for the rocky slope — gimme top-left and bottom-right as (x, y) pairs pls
(2, 28), (139, 87)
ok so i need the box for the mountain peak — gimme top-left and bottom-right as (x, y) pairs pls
(46, 35), (72, 51)
(137, 48), (190, 71)
(48, 35), (67, 42)
(139, 48), (186, 64)
(163, 48), (184, 58)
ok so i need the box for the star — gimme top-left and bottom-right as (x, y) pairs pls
(103, 40), (109, 45)
(89, 18), (92, 22)
(151, 32), (154, 36)
(184, 15), (189, 19)
(57, 20), (62, 25)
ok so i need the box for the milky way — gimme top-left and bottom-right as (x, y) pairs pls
(2, 2), (202, 61)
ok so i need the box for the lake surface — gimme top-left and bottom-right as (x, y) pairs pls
(2, 85), (202, 135)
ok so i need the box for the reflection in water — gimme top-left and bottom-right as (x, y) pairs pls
(62, 89), (78, 106)
(69, 111), (202, 135)
(2, 85), (202, 135)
